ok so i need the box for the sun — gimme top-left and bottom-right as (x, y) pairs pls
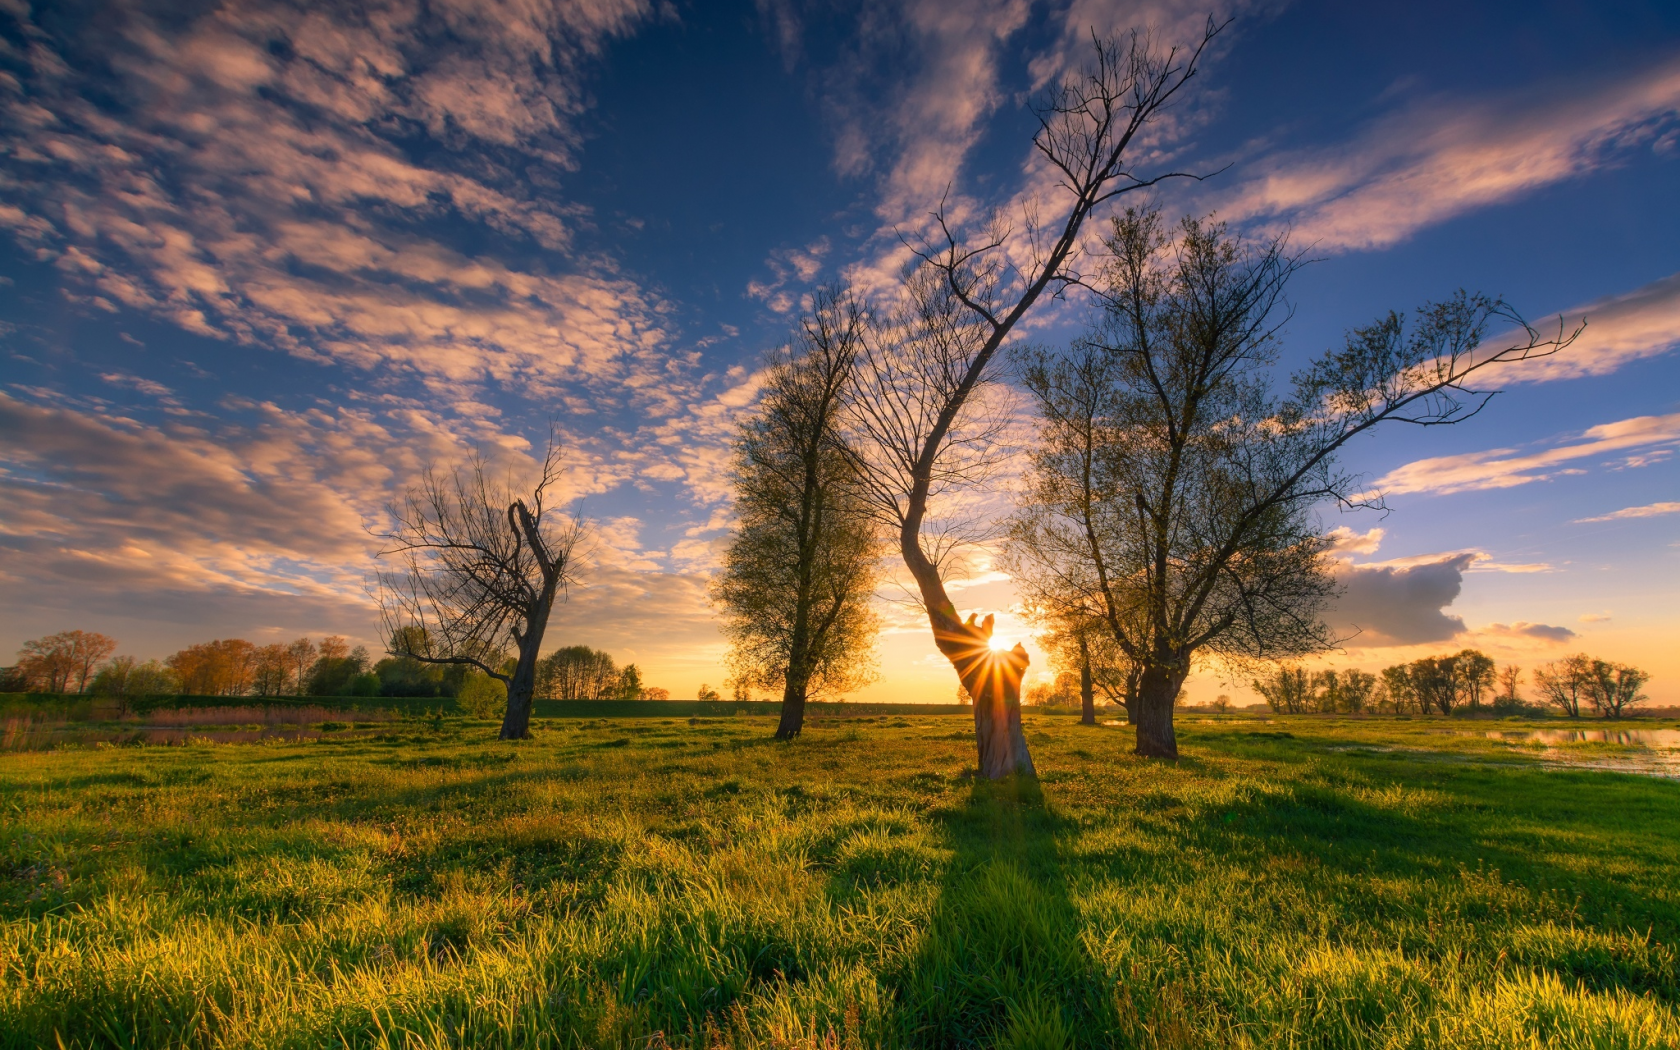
(987, 634), (1013, 652)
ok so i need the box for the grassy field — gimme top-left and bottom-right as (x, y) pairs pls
(2, 712), (1677, 1049)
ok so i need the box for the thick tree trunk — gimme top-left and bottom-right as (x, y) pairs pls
(1132, 665), (1182, 759)
(775, 673), (809, 740)
(499, 595), (553, 741)
(1079, 639), (1095, 726)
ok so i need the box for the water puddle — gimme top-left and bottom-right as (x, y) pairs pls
(1, 705), (397, 752)
(1471, 727), (1680, 778)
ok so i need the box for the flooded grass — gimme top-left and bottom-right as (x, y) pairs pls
(0, 704), (399, 751)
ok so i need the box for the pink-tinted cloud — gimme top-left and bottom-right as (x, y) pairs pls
(1369, 412), (1680, 497)
(1218, 58), (1680, 251)
(1575, 501), (1680, 524)
(1500, 271), (1680, 383)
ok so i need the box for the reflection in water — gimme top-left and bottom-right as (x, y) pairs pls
(1473, 727), (1680, 778)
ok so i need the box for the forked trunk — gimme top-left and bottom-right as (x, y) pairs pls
(1132, 665), (1181, 759)
(499, 597), (551, 741)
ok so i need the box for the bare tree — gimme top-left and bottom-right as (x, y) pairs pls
(1011, 209), (1578, 757)
(1253, 665), (1312, 713)
(849, 25), (1222, 779)
(377, 438), (583, 740)
(285, 637), (318, 695)
(714, 290), (882, 739)
(1534, 655), (1591, 718)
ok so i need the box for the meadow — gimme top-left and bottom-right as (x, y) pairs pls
(2, 710), (1677, 1049)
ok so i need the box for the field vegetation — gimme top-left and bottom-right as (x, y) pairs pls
(3, 711), (1676, 1048)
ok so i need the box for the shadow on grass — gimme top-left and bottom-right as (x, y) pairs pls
(890, 776), (1109, 1049)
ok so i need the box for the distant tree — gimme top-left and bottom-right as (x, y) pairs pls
(713, 289), (882, 740)
(1534, 655), (1590, 718)
(304, 645), (364, 696)
(696, 682), (721, 701)
(617, 664), (645, 700)
(317, 636), (349, 664)
(642, 686), (671, 701)
(252, 644), (291, 697)
(458, 671), (507, 718)
(1582, 659), (1649, 719)
(1454, 650), (1496, 711)
(536, 646), (618, 700)
(15, 630), (116, 693)
(1253, 665), (1312, 714)
(1009, 207), (1577, 757)
(1211, 694), (1232, 714)
(1493, 664), (1525, 713)
(285, 637), (319, 694)
(90, 656), (136, 699)
(168, 639), (257, 696)
(378, 436), (584, 740)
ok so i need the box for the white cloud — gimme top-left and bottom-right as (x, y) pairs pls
(1369, 413), (1680, 497)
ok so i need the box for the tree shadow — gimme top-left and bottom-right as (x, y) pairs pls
(888, 776), (1109, 1049)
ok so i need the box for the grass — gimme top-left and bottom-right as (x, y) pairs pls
(1, 712), (1677, 1048)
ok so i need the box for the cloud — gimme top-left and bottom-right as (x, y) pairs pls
(0, 0), (686, 415)
(1369, 412), (1680, 497)
(1491, 271), (1680, 383)
(1324, 525), (1384, 555)
(1218, 57), (1680, 251)
(1327, 552), (1473, 647)
(1477, 621), (1576, 644)
(1575, 501), (1680, 524)
(1579, 613), (1612, 624)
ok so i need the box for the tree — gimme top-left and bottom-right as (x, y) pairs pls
(378, 438), (584, 740)
(1454, 650), (1496, 712)
(1253, 665), (1312, 714)
(252, 644), (291, 697)
(1534, 655), (1590, 718)
(285, 637), (318, 694)
(1010, 209), (1577, 757)
(697, 682), (720, 701)
(616, 664), (644, 700)
(1494, 664), (1525, 713)
(168, 639), (257, 696)
(1583, 659), (1649, 719)
(843, 26), (1223, 780)
(536, 645), (618, 700)
(308, 645), (369, 696)
(712, 290), (882, 739)
(15, 630), (117, 693)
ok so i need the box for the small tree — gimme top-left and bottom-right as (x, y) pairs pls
(1494, 664), (1525, 713)
(1454, 650), (1496, 711)
(378, 438), (584, 740)
(1534, 656), (1590, 718)
(252, 644), (291, 697)
(15, 631), (117, 693)
(1583, 659), (1649, 719)
(616, 664), (644, 700)
(285, 638), (318, 694)
(1253, 665), (1312, 714)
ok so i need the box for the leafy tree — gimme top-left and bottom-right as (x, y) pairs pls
(378, 437), (584, 740)
(15, 630), (117, 693)
(696, 682), (721, 701)
(308, 646), (369, 697)
(252, 644), (291, 696)
(458, 671), (508, 717)
(617, 664), (645, 700)
(536, 645), (619, 700)
(285, 637), (319, 694)
(168, 639), (257, 696)
(713, 289), (881, 739)
(1253, 665), (1312, 714)
(1454, 650), (1496, 711)
(1013, 208), (1575, 756)
(1582, 659), (1649, 719)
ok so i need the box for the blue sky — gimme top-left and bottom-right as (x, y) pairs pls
(2, 0), (1677, 702)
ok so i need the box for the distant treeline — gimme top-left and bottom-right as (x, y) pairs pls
(1252, 648), (1651, 719)
(0, 630), (672, 703)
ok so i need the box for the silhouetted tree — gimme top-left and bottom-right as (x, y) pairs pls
(1534, 655), (1590, 718)
(1253, 665), (1312, 713)
(1582, 658), (1649, 718)
(378, 437), (584, 740)
(15, 630), (117, 693)
(848, 25), (1224, 779)
(1011, 208), (1577, 757)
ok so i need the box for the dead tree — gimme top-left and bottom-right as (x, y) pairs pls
(849, 24), (1222, 780)
(376, 437), (583, 740)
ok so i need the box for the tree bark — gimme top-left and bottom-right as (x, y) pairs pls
(775, 670), (809, 740)
(1132, 665), (1181, 759)
(499, 591), (553, 740)
(1079, 638), (1096, 726)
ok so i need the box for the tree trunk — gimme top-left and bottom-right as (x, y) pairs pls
(1132, 665), (1181, 759)
(499, 595), (553, 741)
(775, 672), (809, 740)
(1079, 639), (1095, 726)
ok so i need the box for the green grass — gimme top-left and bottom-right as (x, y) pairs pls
(2, 713), (1677, 1048)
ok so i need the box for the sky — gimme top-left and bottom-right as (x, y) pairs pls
(1, 0), (1677, 705)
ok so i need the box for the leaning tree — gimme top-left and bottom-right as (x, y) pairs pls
(713, 289), (882, 739)
(848, 23), (1223, 780)
(376, 437), (583, 740)
(1010, 209), (1578, 758)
